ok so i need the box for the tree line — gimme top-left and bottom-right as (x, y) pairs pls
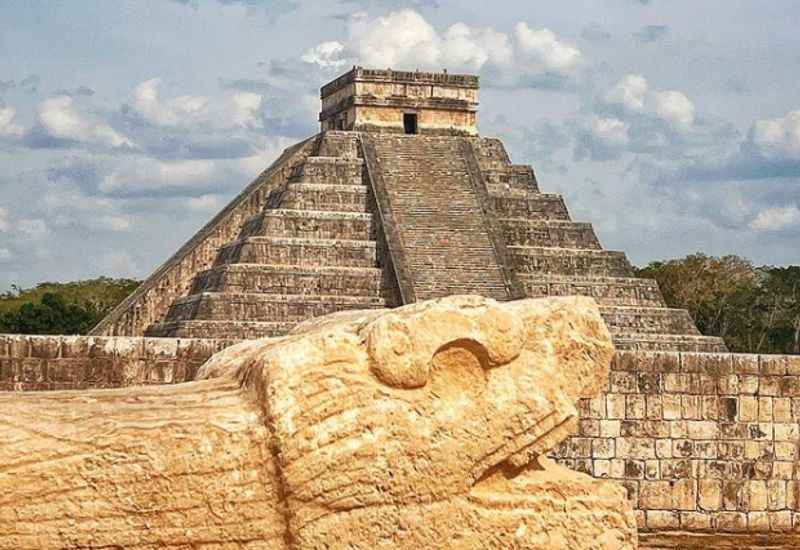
(0, 256), (797, 354)
(0, 278), (140, 335)
(636, 254), (799, 355)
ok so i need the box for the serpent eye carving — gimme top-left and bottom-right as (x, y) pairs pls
(366, 313), (430, 388)
(365, 301), (526, 389)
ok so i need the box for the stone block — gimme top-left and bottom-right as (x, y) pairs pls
(770, 510), (793, 531)
(655, 439), (672, 459)
(592, 438), (615, 459)
(661, 459), (694, 480)
(662, 394), (681, 420)
(740, 374), (759, 395)
(606, 394), (625, 419)
(714, 511), (747, 531)
(747, 511), (770, 530)
(775, 442), (797, 461)
(610, 371), (637, 393)
(681, 395), (700, 419)
(637, 372), (661, 394)
(646, 510), (680, 530)
(787, 356), (800, 376)
(731, 353), (759, 375)
(682, 352), (731, 375)
(739, 396), (758, 422)
(599, 419), (621, 438)
(773, 461), (794, 480)
(760, 375), (781, 396)
(758, 396), (773, 421)
(673, 478), (697, 511)
(719, 396), (737, 421)
(748, 422), (773, 441)
(768, 479), (787, 510)
(617, 437), (655, 460)
(640, 480), (672, 510)
(680, 511), (711, 530)
(722, 480), (745, 510)
(644, 460), (660, 480)
(578, 419), (600, 437)
(747, 480), (768, 510)
(717, 374), (740, 395)
(699, 479), (722, 511)
(645, 395), (663, 419)
(773, 397), (792, 422)
(664, 373), (689, 393)
(774, 422), (799, 441)
(781, 376), (800, 397)
(673, 439), (694, 458)
(700, 395), (718, 420)
(687, 420), (718, 440)
(609, 459), (626, 479)
(670, 420), (688, 438)
(761, 355), (789, 375)
(593, 459), (611, 478)
(625, 394), (646, 419)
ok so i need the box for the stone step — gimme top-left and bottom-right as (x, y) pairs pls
(600, 306), (701, 336)
(483, 165), (539, 194)
(613, 333), (728, 353)
(316, 132), (360, 158)
(163, 292), (389, 323)
(240, 209), (376, 240)
(469, 137), (511, 167)
(501, 219), (601, 249)
(280, 183), (371, 212)
(509, 246), (632, 277)
(214, 236), (377, 268)
(191, 263), (389, 298)
(146, 319), (294, 339)
(489, 193), (571, 220)
(289, 156), (364, 185)
(520, 275), (666, 307)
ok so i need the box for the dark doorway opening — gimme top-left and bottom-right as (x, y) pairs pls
(403, 113), (418, 134)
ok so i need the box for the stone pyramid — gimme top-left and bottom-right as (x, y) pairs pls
(93, 67), (726, 353)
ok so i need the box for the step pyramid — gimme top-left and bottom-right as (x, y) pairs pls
(93, 67), (726, 353)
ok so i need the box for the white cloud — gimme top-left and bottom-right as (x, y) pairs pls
(0, 207), (8, 231)
(605, 74), (695, 130)
(38, 96), (133, 148)
(749, 206), (800, 231)
(130, 78), (262, 129)
(589, 116), (630, 146)
(514, 23), (582, 74)
(98, 156), (219, 195)
(0, 248), (12, 262)
(0, 106), (24, 138)
(345, 10), (512, 71)
(605, 74), (648, 111)
(750, 110), (800, 160)
(653, 90), (695, 130)
(301, 41), (350, 69)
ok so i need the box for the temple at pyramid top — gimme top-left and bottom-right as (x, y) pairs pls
(319, 67), (479, 135)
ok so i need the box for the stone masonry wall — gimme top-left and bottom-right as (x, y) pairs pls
(554, 350), (800, 538)
(0, 334), (230, 391)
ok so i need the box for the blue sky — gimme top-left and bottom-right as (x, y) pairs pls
(0, 0), (798, 290)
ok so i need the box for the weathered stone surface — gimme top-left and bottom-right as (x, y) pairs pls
(0, 296), (636, 549)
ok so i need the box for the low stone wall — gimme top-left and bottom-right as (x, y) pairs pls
(555, 350), (800, 537)
(0, 334), (231, 391)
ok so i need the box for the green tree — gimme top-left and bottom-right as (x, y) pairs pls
(636, 254), (799, 354)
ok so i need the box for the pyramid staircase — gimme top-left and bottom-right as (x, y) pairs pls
(145, 133), (401, 339)
(115, 129), (723, 352)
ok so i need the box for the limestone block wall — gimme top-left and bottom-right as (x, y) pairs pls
(554, 350), (800, 536)
(0, 334), (229, 391)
